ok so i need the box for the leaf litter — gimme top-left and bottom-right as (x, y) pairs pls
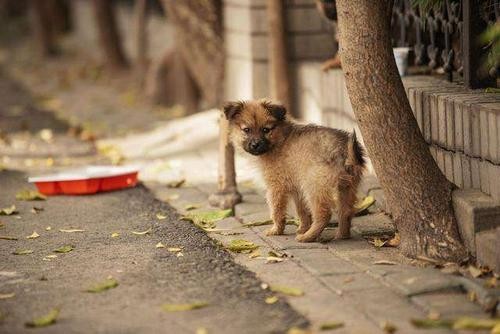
(162, 302), (208, 312)
(85, 278), (119, 293)
(0, 205), (17, 215)
(54, 245), (74, 253)
(181, 209), (232, 230)
(319, 322), (344, 330)
(0, 292), (15, 299)
(354, 195), (375, 214)
(132, 228), (152, 235)
(25, 308), (59, 328)
(16, 190), (47, 201)
(270, 285), (304, 297)
(225, 239), (259, 253)
(13, 249), (33, 255)
(0, 235), (18, 240)
(27, 231), (40, 239)
(59, 229), (85, 233)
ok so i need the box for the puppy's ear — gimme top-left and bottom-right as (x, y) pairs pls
(223, 101), (244, 120)
(262, 101), (287, 121)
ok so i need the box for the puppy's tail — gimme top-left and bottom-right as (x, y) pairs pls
(345, 130), (366, 171)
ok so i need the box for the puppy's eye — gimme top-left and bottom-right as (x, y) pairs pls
(262, 127), (271, 134)
(242, 127), (250, 133)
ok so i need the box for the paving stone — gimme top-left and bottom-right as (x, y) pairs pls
(351, 213), (395, 237)
(344, 288), (450, 334)
(318, 272), (384, 292)
(382, 267), (462, 297)
(479, 160), (491, 195)
(234, 201), (270, 217)
(470, 158), (481, 189)
(368, 188), (387, 212)
(253, 225), (328, 250)
(461, 154), (472, 188)
(488, 163), (500, 200)
(452, 188), (500, 255)
(411, 292), (488, 318)
(239, 211), (272, 225)
(287, 248), (361, 276)
(444, 151), (454, 183)
(488, 108), (499, 163)
(476, 228), (500, 272)
(453, 152), (463, 188)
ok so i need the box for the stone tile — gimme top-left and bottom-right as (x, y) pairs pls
(411, 292), (487, 318)
(318, 272), (384, 292)
(369, 189), (387, 212)
(382, 267), (462, 297)
(479, 160), (491, 195)
(351, 213), (395, 237)
(254, 225), (328, 250)
(344, 288), (445, 334)
(234, 202), (270, 217)
(471, 158), (481, 189)
(287, 248), (361, 276)
(444, 151), (454, 183)
(476, 228), (500, 272)
(453, 152), (463, 188)
(479, 105), (490, 160)
(488, 108), (498, 163)
(489, 163), (500, 200)
(239, 211), (272, 225)
(461, 154), (472, 188)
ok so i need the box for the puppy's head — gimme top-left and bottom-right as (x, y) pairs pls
(223, 100), (287, 156)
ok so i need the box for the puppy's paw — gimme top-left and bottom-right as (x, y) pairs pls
(265, 226), (284, 236)
(335, 231), (351, 240)
(295, 233), (317, 243)
(296, 227), (309, 235)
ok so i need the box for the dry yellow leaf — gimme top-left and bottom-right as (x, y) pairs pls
(156, 242), (166, 248)
(132, 228), (151, 235)
(265, 296), (278, 304)
(111, 232), (119, 238)
(27, 231), (40, 239)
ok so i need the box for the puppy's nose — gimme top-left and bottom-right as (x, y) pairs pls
(250, 141), (261, 150)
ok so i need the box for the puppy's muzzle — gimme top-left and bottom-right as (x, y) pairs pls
(246, 139), (268, 155)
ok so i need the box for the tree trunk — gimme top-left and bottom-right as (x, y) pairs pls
(134, 0), (148, 85)
(47, 0), (73, 35)
(336, 0), (467, 262)
(267, 0), (292, 115)
(31, 1), (57, 57)
(92, 0), (128, 70)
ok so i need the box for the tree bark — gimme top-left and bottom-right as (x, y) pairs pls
(92, 0), (128, 70)
(336, 0), (467, 262)
(31, 1), (57, 57)
(267, 0), (292, 114)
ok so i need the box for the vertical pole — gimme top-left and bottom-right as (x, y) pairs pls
(208, 116), (242, 209)
(267, 0), (292, 114)
(462, 0), (495, 88)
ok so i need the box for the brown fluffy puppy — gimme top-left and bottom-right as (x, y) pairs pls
(224, 99), (366, 242)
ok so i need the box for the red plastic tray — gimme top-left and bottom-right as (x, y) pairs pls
(28, 166), (139, 195)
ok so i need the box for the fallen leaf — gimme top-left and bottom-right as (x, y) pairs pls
(45, 226), (52, 231)
(27, 231), (40, 239)
(354, 195), (375, 214)
(249, 250), (261, 258)
(86, 278), (119, 293)
(38, 129), (54, 143)
(59, 229), (85, 233)
(0, 221), (4, 229)
(16, 190), (47, 201)
(319, 321), (344, 331)
(386, 233), (401, 247)
(343, 276), (354, 284)
(370, 238), (387, 248)
(243, 220), (273, 227)
(270, 285), (304, 297)
(373, 260), (397, 265)
(265, 296), (278, 304)
(0, 292), (15, 300)
(268, 250), (287, 258)
(163, 194), (179, 201)
(13, 249), (33, 255)
(380, 320), (397, 333)
(184, 204), (199, 211)
(266, 256), (284, 264)
(468, 290), (477, 302)
(410, 318), (453, 329)
(287, 328), (312, 334)
(31, 206), (44, 214)
(97, 144), (124, 165)
(485, 276), (497, 288)
(54, 245), (73, 253)
(182, 209), (233, 230)
(176, 252), (184, 257)
(427, 310), (441, 320)
(167, 247), (182, 252)
(452, 317), (500, 330)
(25, 308), (59, 328)
(132, 228), (152, 235)
(468, 265), (483, 278)
(156, 213), (167, 220)
(111, 232), (119, 238)
(225, 239), (259, 253)
(196, 327), (208, 334)
(162, 302), (208, 312)
(166, 179), (186, 188)
(156, 242), (166, 248)
(492, 323), (500, 334)
(0, 205), (17, 215)
(45, 255), (57, 259)
(0, 235), (18, 240)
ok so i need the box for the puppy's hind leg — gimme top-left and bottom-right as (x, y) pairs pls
(295, 197), (331, 242)
(292, 192), (312, 235)
(265, 189), (288, 236)
(335, 175), (358, 239)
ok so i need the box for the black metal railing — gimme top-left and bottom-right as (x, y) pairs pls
(392, 0), (499, 88)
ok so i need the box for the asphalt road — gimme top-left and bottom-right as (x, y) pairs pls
(0, 171), (307, 333)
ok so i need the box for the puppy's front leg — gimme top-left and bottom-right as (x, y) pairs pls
(292, 192), (312, 235)
(266, 189), (288, 236)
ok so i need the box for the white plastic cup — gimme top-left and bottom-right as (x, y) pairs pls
(393, 47), (410, 76)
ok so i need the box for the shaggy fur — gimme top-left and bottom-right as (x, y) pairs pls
(224, 99), (366, 242)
